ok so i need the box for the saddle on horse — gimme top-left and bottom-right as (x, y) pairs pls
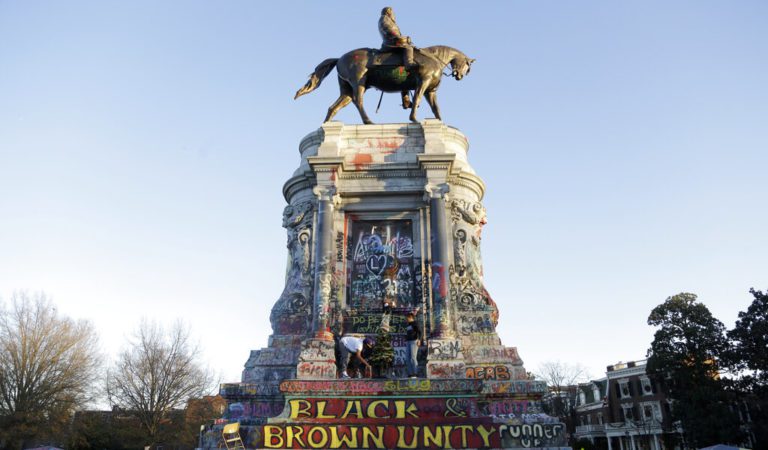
(369, 47), (424, 68)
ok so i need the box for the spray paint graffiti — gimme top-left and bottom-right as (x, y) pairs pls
(465, 365), (511, 380)
(428, 340), (463, 360)
(344, 312), (408, 334)
(481, 399), (538, 416)
(348, 220), (415, 309)
(261, 423), (499, 449)
(498, 423), (564, 448)
(427, 362), (465, 378)
(457, 314), (494, 335)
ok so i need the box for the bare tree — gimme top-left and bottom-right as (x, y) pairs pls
(106, 320), (215, 443)
(536, 360), (590, 392)
(535, 360), (591, 420)
(0, 291), (101, 449)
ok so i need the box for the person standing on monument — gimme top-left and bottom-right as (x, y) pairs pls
(404, 312), (420, 378)
(379, 6), (416, 68)
(338, 336), (375, 379)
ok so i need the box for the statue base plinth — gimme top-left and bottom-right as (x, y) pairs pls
(207, 379), (567, 449)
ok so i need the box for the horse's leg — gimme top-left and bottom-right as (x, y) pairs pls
(426, 89), (441, 121)
(352, 81), (373, 125)
(325, 77), (353, 122)
(401, 90), (412, 109)
(409, 82), (429, 123)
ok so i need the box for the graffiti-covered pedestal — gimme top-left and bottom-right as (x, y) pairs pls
(206, 121), (568, 449)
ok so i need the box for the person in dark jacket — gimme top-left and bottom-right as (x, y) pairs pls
(404, 313), (420, 377)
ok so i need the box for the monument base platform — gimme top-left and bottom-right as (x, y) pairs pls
(205, 378), (568, 449)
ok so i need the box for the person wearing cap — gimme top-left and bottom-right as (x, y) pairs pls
(338, 336), (375, 379)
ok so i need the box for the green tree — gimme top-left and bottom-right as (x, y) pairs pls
(368, 328), (395, 378)
(727, 288), (768, 448)
(0, 292), (101, 450)
(646, 292), (743, 448)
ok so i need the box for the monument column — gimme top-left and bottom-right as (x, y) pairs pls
(292, 129), (343, 379)
(306, 121), (345, 341)
(426, 183), (453, 338)
(419, 131), (465, 378)
(310, 185), (337, 340)
(418, 120), (458, 338)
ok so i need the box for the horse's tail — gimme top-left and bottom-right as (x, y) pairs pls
(294, 58), (338, 100)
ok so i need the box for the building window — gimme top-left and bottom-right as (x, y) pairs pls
(619, 380), (631, 399)
(597, 412), (604, 424)
(641, 402), (662, 422)
(640, 377), (653, 396)
(643, 404), (653, 420)
(622, 405), (635, 421)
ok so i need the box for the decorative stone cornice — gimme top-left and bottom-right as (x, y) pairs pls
(448, 172), (486, 199)
(417, 154), (456, 172)
(307, 156), (344, 172)
(283, 173), (316, 202)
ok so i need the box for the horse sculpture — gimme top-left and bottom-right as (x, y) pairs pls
(295, 45), (474, 124)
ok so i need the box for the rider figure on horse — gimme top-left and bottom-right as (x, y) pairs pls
(379, 7), (417, 69)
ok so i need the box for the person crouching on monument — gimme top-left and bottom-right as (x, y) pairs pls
(405, 313), (420, 378)
(379, 7), (416, 69)
(338, 336), (375, 379)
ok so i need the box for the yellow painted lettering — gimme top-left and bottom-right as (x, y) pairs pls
(455, 425), (473, 448)
(394, 400), (419, 419)
(315, 400), (334, 419)
(362, 426), (385, 448)
(396, 426), (420, 449)
(423, 426), (443, 448)
(307, 426), (329, 448)
(367, 399), (390, 419)
(342, 400), (363, 419)
(476, 425), (496, 448)
(330, 426), (359, 448)
(286, 426), (306, 448)
(442, 425), (453, 448)
(290, 399), (312, 419)
(264, 425), (284, 448)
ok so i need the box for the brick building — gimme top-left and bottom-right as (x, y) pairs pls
(574, 359), (681, 450)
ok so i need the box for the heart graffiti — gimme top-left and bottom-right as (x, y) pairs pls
(366, 254), (392, 275)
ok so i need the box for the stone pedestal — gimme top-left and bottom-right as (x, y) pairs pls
(207, 121), (567, 449)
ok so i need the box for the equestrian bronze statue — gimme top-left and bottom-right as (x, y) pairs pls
(295, 45), (474, 124)
(295, 7), (474, 124)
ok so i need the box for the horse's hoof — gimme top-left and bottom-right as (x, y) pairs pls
(363, 120), (374, 125)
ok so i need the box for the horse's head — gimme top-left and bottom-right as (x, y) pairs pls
(451, 56), (475, 81)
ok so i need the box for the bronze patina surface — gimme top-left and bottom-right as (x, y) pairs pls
(295, 8), (474, 124)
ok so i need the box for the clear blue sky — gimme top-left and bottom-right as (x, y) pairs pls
(1, 1), (766, 385)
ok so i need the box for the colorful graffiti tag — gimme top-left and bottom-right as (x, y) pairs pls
(348, 220), (415, 309)
(465, 365), (511, 380)
(250, 395), (565, 449)
(262, 423), (499, 449)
